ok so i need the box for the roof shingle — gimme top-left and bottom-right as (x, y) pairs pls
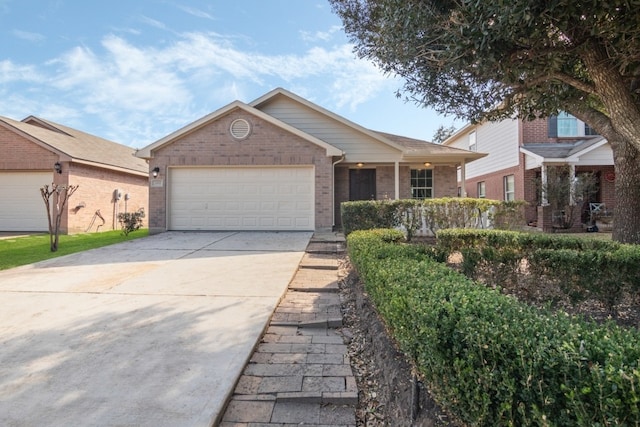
(0, 116), (148, 174)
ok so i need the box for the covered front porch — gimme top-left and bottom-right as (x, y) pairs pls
(520, 138), (615, 232)
(334, 150), (483, 227)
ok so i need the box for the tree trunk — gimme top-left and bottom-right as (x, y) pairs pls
(610, 140), (640, 244)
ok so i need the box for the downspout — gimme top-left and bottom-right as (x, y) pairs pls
(332, 153), (346, 228)
(394, 161), (400, 200)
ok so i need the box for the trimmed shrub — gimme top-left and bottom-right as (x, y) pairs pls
(348, 229), (640, 426)
(436, 229), (639, 316)
(340, 198), (527, 238)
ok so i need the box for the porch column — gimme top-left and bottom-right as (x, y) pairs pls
(541, 164), (549, 205)
(569, 164), (576, 205)
(394, 161), (400, 200)
(459, 161), (467, 197)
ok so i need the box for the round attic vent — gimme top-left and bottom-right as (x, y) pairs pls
(230, 119), (251, 139)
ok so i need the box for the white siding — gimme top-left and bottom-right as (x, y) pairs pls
(258, 97), (401, 162)
(576, 143), (614, 166)
(447, 120), (520, 179)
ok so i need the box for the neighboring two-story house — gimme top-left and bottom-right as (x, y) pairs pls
(443, 113), (615, 231)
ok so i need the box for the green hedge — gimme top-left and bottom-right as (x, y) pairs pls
(436, 229), (640, 314)
(348, 229), (640, 426)
(340, 198), (526, 238)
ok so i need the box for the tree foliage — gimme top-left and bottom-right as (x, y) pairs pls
(330, 0), (640, 127)
(330, 0), (640, 243)
(432, 123), (456, 144)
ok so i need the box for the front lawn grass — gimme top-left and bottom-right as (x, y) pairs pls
(0, 229), (149, 271)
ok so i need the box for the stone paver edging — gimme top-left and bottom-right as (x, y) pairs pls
(219, 233), (356, 426)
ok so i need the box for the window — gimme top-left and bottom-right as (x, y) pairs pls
(584, 123), (598, 136)
(549, 112), (599, 137)
(477, 181), (486, 198)
(468, 131), (477, 151)
(411, 169), (433, 199)
(557, 112), (577, 137)
(503, 175), (515, 201)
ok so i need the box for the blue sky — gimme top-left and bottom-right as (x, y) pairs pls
(0, 0), (461, 148)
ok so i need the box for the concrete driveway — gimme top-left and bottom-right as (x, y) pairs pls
(0, 231), (312, 427)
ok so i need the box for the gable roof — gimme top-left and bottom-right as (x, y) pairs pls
(251, 88), (484, 163)
(135, 100), (343, 159)
(251, 88), (407, 152)
(520, 137), (608, 163)
(137, 87), (483, 164)
(0, 115), (148, 175)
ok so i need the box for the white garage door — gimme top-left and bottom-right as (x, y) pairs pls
(169, 167), (315, 231)
(0, 172), (50, 231)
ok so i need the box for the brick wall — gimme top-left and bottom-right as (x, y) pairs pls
(333, 164), (459, 227)
(66, 163), (148, 234)
(150, 110), (333, 232)
(522, 118), (549, 143)
(463, 164), (524, 201)
(1, 128), (149, 234)
(434, 166), (457, 198)
(0, 131), (58, 170)
(522, 117), (587, 144)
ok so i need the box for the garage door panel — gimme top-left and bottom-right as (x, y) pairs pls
(0, 172), (50, 231)
(169, 167), (314, 231)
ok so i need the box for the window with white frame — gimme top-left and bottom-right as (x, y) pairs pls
(556, 112), (577, 137)
(411, 169), (433, 199)
(503, 175), (515, 201)
(550, 112), (599, 137)
(468, 130), (477, 151)
(477, 181), (486, 198)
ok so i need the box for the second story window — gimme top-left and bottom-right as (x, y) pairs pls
(468, 131), (477, 151)
(548, 112), (598, 138)
(557, 112), (577, 137)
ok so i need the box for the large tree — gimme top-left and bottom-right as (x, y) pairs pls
(330, 0), (640, 243)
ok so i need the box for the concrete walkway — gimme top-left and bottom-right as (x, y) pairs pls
(220, 232), (357, 426)
(0, 231), (311, 427)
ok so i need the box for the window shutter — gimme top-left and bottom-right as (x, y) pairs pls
(548, 116), (558, 138)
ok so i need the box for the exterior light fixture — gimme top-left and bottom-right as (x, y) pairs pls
(424, 162), (431, 167)
(151, 167), (160, 178)
(356, 162), (364, 168)
(54, 162), (62, 174)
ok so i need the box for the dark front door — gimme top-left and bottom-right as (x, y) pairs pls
(349, 169), (376, 200)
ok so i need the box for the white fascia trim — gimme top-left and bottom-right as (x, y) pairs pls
(566, 137), (609, 162)
(250, 87), (405, 153)
(136, 100), (342, 158)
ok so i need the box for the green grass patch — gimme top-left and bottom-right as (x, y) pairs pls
(0, 229), (149, 271)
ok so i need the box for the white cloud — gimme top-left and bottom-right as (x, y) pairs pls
(3, 29), (393, 146)
(176, 5), (214, 20)
(12, 29), (45, 42)
(50, 36), (191, 113)
(0, 60), (42, 83)
(139, 15), (167, 30)
(300, 25), (342, 42)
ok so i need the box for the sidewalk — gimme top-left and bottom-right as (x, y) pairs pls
(219, 232), (356, 426)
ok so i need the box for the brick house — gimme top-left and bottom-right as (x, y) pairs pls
(0, 116), (149, 234)
(443, 113), (615, 231)
(136, 88), (484, 234)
